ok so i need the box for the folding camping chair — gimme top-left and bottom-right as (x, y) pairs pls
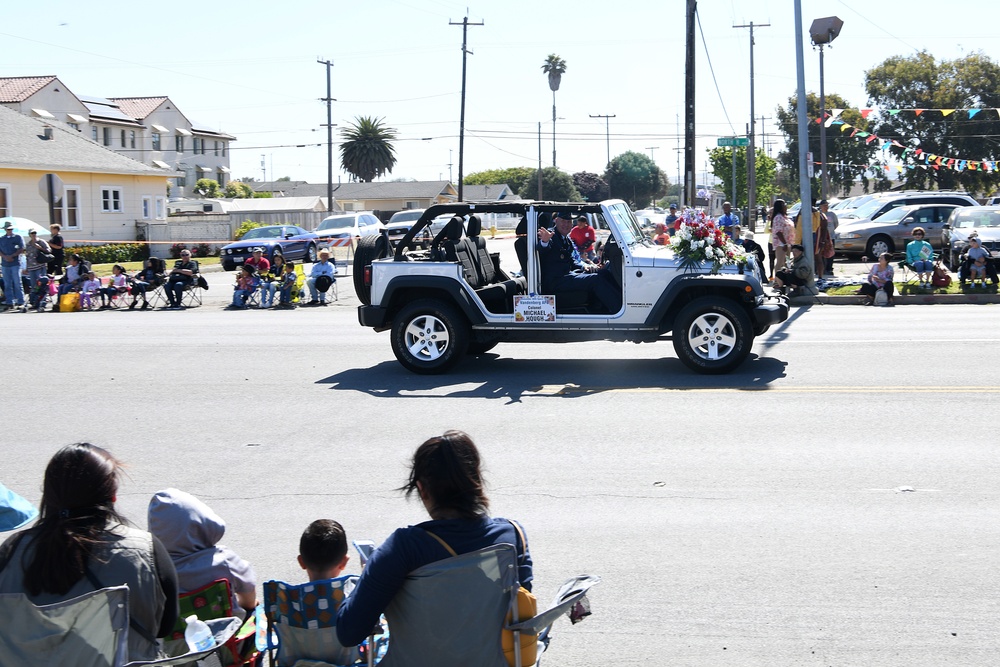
(262, 576), (372, 667)
(377, 543), (599, 667)
(0, 585), (242, 667)
(162, 578), (258, 667)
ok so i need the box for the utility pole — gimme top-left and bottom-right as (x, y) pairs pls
(589, 114), (615, 167)
(260, 154), (266, 183)
(734, 20), (769, 227)
(317, 58), (336, 212)
(675, 114), (682, 200)
(684, 0), (697, 208)
(537, 122), (543, 200)
(646, 146), (659, 161)
(759, 115), (774, 156)
(448, 149), (453, 184)
(449, 15), (483, 202)
(794, 0), (814, 265)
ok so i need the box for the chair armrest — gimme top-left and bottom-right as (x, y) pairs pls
(505, 574), (601, 635)
(124, 616), (241, 666)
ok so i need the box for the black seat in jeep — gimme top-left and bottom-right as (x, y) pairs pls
(441, 216), (481, 287)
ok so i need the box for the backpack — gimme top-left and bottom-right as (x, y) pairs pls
(874, 289), (889, 306)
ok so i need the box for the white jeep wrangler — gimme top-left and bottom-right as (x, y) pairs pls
(354, 200), (788, 375)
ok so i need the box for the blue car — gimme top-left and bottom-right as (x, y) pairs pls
(221, 225), (319, 271)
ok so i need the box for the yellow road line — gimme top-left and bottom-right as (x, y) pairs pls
(529, 385), (1000, 395)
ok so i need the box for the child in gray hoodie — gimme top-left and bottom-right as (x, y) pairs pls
(148, 488), (257, 618)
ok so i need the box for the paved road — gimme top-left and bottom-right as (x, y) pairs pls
(3, 291), (998, 665)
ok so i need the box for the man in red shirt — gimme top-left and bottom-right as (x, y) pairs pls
(245, 248), (271, 274)
(568, 214), (596, 261)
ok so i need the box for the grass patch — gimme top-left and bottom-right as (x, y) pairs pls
(90, 257), (221, 274)
(823, 281), (979, 296)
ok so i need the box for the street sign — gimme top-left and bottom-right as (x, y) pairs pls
(38, 173), (64, 204)
(717, 137), (750, 147)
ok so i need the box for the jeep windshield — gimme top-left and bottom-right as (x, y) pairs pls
(606, 202), (650, 247)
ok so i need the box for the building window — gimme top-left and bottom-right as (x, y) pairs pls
(121, 129), (126, 148)
(61, 187), (80, 229)
(152, 132), (161, 151)
(175, 172), (187, 188)
(175, 135), (184, 153)
(222, 142), (227, 157)
(214, 141), (220, 156)
(141, 196), (152, 220)
(92, 126), (98, 141)
(101, 187), (122, 213)
(103, 127), (112, 146)
(67, 122), (79, 131)
(217, 170), (226, 187)
(0, 185), (9, 217)
(155, 196), (166, 220)
(130, 131), (136, 149)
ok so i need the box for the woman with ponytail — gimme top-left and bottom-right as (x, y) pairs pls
(0, 443), (178, 661)
(336, 430), (533, 646)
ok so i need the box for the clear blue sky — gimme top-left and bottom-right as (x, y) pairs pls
(3, 1), (996, 187)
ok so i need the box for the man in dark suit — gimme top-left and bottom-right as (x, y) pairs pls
(536, 211), (620, 313)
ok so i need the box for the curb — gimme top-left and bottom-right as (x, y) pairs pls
(789, 292), (1000, 306)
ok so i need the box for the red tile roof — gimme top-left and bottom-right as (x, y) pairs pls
(0, 76), (58, 103)
(107, 96), (169, 120)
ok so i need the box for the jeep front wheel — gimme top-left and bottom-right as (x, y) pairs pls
(672, 297), (753, 374)
(391, 299), (469, 374)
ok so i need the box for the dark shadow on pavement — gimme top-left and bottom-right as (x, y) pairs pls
(317, 354), (788, 403)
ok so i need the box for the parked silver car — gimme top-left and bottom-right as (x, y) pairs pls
(834, 204), (960, 257)
(941, 206), (1000, 270)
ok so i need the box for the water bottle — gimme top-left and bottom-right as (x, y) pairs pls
(184, 615), (215, 652)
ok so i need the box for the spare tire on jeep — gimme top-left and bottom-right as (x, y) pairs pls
(353, 234), (390, 306)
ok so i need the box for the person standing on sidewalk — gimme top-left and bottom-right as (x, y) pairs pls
(0, 221), (26, 312)
(769, 200), (793, 282)
(819, 200), (838, 277)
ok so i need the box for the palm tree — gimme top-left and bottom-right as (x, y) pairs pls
(339, 116), (398, 182)
(541, 54), (567, 167)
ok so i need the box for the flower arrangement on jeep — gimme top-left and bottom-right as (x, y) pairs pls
(669, 210), (746, 273)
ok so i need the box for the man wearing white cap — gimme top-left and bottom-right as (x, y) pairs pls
(0, 222), (26, 312)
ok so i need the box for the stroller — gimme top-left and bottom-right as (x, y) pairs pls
(28, 275), (54, 312)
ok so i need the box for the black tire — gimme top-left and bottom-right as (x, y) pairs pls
(865, 235), (894, 259)
(672, 297), (754, 374)
(353, 234), (390, 306)
(390, 299), (469, 374)
(305, 243), (318, 264)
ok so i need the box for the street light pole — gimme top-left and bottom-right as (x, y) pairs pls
(810, 17), (843, 202)
(590, 113), (615, 198)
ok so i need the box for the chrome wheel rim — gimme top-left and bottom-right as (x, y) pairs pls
(404, 314), (450, 361)
(687, 312), (737, 361)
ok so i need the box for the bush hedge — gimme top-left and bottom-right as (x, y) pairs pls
(234, 220), (267, 241)
(65, 243), (147, 264)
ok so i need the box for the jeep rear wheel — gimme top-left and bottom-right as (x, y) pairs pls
(391, 299), (469, 374)
(353, 234), (389, 306)
(672, 297), (753, 374)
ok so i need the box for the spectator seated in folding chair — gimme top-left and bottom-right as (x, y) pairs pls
(275, 262), (308, 309)
(164, 249), (199, 310)
(0, 443), (179, 663)
(100, 264), (131, 309)
(900, 226), (936, 289)
(260, 253), (285, 309)
(228, 265), (260, 309)
(305, 249), (337, 305)
(57, 253), (90, 296)
(28, 273), (55, 313)
(130, 257), (166, 310)
(336, 431), (599, 667)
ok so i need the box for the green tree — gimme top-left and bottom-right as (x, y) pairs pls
(775, 92), (884, 198)
(572, 171), (608, 201)
(708, 147), (778, 209)
(224, 181), (255, 199)
(542, 54), (567, 92)
(865, 51), (1000, 193)
(519, 167), (582, 201)
(603, 151), (667, 208)
(464, 167), (535, 195)
(339, 116), (398, 182)
(194, 178), (222, 198)
(276, 176), (292, 182)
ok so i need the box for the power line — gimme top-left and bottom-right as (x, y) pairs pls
(695, 9), (736, 135)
